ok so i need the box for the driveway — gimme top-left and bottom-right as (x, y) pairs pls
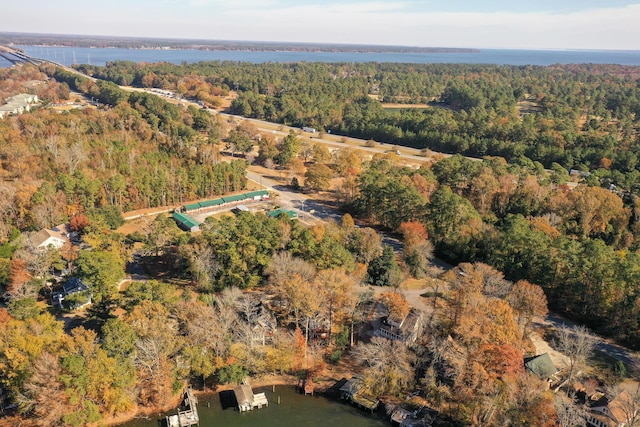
(535, 313), (640, 372)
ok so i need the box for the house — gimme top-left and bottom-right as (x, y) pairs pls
(52, 277), (92, 309)
(391, 406), (438, 427)
(525, 353), (558, 380)
(569, 169), (591, 178)
(235, 296), (278, 345)
(31, 224), (70, 250)
(0, 93), (39, 119)
(375, 309), (422, 344)
(587, 390), (638, 427)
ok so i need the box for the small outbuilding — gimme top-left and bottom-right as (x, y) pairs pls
(267, 209), (298, 219)
(524, 353), (558, 380)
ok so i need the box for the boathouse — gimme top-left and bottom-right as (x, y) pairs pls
(233, 384), (268, 412)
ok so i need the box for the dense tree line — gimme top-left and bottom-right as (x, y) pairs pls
(351, 154), (640, 347)
(80, 60), (640, 189)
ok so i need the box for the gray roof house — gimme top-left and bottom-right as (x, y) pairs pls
(52, 277), (92, 309)
(375, 308), (422, 344)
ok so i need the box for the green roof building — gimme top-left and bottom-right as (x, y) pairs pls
(199, 198), (224, 208)
(267, 209), (298, 219)
(172, 212), (200, 232)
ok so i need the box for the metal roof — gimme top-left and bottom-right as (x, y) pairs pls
(172, 212), (200, 230)
(524, 353), (557, 379)
(222, 194), (248, 203)
(245, 190), (268, 199)
(267, 209), (298, 219)
(199, 198), (224, 208)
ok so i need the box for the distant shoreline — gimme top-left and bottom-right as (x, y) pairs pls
(0, 32), (479, 54)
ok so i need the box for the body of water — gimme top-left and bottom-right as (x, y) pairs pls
(7, 45), (640, 66)
(119, 386), (388, 427)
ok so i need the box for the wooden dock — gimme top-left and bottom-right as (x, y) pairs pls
(339, 376), (379, 413)
(166, 388), (199, 427)
(298, 373), (315, 395)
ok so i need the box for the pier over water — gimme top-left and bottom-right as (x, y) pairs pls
(166, 388), (199, 427)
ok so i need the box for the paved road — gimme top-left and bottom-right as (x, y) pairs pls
(535, 312), (640, 372)
(220, 111), (437, 165)
(246, 169), (342, 224)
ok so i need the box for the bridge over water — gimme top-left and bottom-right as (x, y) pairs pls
(0, 44), (96, 82)
(0, 45), (43, 66)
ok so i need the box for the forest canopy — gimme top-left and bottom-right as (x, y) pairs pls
(78, 60), (640, 190)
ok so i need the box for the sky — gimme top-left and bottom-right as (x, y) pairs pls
(6, 0), (640, 50)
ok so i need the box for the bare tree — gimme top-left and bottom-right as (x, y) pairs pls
(555, 325), (596, 383)
(555, 397), (588, 427)
(472, 262), (512, 299)
(19, 352), (67, 426)
(314, 267), (357, 342)
(18, 233), (55, 279)
(353, 336), (414, 395)
(265, 252), (315, 286)
(44, 135), (61, 167)
(188, 246), (220, 291)
(507, 280), (548, 334)
(299, 139), (314, 163)
(606, 385), (640, 427)
(60, 141), (87, 175)
(30, 191), (66, 229)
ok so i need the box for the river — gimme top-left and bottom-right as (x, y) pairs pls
(119, 386), (388, 427)
(4, 45), (640, 67)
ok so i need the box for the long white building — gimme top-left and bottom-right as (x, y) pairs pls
(0, 93), (39, 119)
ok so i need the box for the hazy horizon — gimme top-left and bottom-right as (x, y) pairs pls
(6, 1), (640, 51)
(4, 32), (640, 53)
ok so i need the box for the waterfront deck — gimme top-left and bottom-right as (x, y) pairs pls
(351, 392), (379, 412)
(339, 376), (379, 413)
(166, 388), (199, 427)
